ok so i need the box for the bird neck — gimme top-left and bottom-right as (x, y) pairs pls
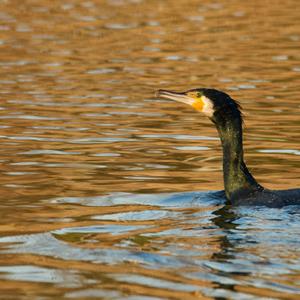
(214, 115), (262, 200)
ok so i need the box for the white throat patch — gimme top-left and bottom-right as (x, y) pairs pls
(201, 96), (214, 118)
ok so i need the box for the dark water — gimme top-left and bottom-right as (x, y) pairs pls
(0, 0), (300, 299)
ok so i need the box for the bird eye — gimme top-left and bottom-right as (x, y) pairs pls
(197, 92), (202, 98)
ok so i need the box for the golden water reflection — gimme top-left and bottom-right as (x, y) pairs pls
(0, 0), (300, 299)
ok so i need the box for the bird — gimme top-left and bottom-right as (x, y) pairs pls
(156, 88), (300, 207)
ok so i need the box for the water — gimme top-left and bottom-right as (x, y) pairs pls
(0, 0), (300, 299)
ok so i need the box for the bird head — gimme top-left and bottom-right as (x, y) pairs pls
(156, 88), (242, 124)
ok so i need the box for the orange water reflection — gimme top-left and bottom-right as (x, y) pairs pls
(0, 0), (300, 299)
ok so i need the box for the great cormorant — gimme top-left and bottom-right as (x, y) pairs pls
(156, 88), (300, 207)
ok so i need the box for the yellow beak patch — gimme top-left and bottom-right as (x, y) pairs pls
(191, 97), (204, 112)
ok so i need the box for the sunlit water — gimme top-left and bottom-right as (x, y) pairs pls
(0, 0), (300, 299)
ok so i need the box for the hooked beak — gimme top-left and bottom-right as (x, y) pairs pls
(156, 89), (195, 106)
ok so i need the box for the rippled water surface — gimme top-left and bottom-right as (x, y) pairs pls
(0, 0), (300, 299)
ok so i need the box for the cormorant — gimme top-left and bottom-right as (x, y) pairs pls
(156, 88), (300, 207)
